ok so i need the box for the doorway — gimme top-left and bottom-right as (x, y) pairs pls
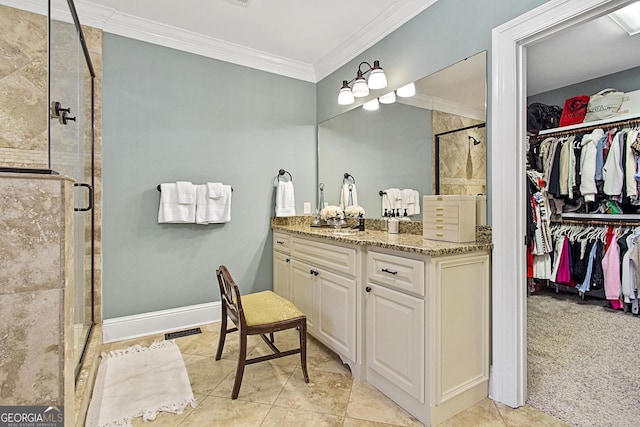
(490, 0), (635, 409)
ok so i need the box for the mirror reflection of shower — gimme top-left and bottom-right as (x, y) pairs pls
(435, 121), (486, 195)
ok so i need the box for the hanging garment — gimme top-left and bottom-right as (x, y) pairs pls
(533, 254), (552, 280)
(602, 232), (621, 301)
(577, 240), (598, 294)
(580, 129), (604, 202)
(559, 136), (573, 196)
(591, 240), (605, 291)
(625, 129), (639, 199)
(603, 130), (625, 196)
(550, 234), (566, 283)
(556, 236), (572, 284)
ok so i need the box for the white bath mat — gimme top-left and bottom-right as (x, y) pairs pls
(86, 340), (196, 427)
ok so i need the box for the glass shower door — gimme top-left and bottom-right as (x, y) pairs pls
(49, 1), (95, 376)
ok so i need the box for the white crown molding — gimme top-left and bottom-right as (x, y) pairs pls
(98, 8), (317, 82)
(314, 0), (439, 82)
(103, 301), (221, 343)
(2, 0), (437, 83)
(399, 94), (485, 121)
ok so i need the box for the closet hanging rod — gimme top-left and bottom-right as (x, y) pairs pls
(538, 117), (640, 137)
(156, 184), (233, 192)
(556, 218), (640, 227)
(277, 169), (293, 181)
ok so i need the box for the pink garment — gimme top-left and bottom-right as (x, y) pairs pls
(602, 233), (621, 300)
(556, 236), (572, 284)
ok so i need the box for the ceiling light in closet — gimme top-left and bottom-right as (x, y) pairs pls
(609, 2), (640, 35)
(337, 60), (387, 105)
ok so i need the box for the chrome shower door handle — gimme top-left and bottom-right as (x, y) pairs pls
(74, 183), (93, 212)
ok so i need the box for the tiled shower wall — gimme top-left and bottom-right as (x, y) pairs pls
(432, 110), (487, 195)
(0, 4), (103, 324)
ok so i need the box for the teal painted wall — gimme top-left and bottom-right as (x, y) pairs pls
(102, 35), (316, 319)
(102, 0), (552, 319)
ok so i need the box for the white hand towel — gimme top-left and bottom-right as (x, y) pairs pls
(196, 184), (232, 224)
(158, 183), (196, 223)
(401, 189), (420, 215)
(275, 181), (296, 217)
(176, 181), (195, 204)
(207, 182), (223, 199)
(339, 183), (358, 210)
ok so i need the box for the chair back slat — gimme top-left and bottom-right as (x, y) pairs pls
(216, 265), (245, 325)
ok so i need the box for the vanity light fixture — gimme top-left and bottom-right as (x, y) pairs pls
(396, 82), (416, 98)
(337, 60), (387, 105)
(362, 98), (380, 111)
(379, 91), (396, 104)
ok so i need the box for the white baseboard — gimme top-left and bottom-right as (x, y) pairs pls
(102, 301), (221, 343)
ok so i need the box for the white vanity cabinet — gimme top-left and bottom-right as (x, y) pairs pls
(288, 235), (359, 372)
(271, 228), (490, 425)
(273, 231), (292, 300)
(365, 248), (490, 426)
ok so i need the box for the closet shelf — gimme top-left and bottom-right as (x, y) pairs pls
(538, 113), (640, 136)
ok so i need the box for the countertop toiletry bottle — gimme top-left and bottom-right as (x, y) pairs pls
(388, 217), (399, 234)
(358, 214), (365, 232)
(382, 210), (388, 230)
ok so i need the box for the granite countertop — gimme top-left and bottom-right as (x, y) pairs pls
(272, 220), (493, 256)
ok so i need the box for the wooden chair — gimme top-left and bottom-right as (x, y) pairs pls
(215, 265), (309, 399)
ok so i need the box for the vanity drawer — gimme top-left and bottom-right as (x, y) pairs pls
(273, 231), (291, 253)
(367, 250), (425, 296)
(291, 237), (357, 277)
(423, 224), (468, 243)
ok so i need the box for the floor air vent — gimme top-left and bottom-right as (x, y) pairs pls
(165, 327), (202, 340)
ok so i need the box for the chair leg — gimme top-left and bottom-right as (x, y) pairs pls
(231, 329), (247, 399)
(215, 310), (227, 361)
(299, 319), (309, 383)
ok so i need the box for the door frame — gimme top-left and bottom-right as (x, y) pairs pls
(489, 0), (633, 407)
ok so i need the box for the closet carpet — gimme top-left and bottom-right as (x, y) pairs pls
(527, 291), (640, 427)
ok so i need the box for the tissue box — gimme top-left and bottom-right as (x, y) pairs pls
(423, 195), (477, 242)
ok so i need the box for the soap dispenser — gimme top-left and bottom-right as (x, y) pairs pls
(358, 214), (365, 232)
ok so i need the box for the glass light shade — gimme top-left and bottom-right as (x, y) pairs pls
(337, 81), (355, 105)
(362, 98), (379, 111)
(367, 62), (387, 90)
(396, 82), (416, 97)
(352, 75), (369, 98)
(379, 91), (396, 104)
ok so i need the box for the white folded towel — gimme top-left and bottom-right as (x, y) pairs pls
(196, 184), (232, 224)
(158, 183), (196, 223)
(176, 181), (195, 204)
(207, 182), (223, 199)
(339, 183), (358, 210)
(401, 189), (420, 215)
(275, 181), (296, 217)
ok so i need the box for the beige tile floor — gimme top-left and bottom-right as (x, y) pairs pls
(98, 323), (569, 427)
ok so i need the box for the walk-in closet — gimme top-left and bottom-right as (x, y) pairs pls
(524, 5), (640, 426)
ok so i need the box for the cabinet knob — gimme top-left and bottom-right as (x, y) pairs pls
(365, 286), (372, 292)
(309, 269), (319, 276)
(277, 240), (285, 245)
(286, 258), (290, 262)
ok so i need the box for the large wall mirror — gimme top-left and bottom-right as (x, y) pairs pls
(318, 51), (487, 220)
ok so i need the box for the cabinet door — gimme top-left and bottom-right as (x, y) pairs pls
(316, 268), (356, 361)
(273, 251), (291, 300)
(290, 259), (318, 333)
(366, 283), (425, 403)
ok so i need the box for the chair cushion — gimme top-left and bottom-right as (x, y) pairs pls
(241, 291), (305, 327)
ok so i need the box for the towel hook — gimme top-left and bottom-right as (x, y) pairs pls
(278, 169), (293, 182)
(343, 173), (356, 184)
